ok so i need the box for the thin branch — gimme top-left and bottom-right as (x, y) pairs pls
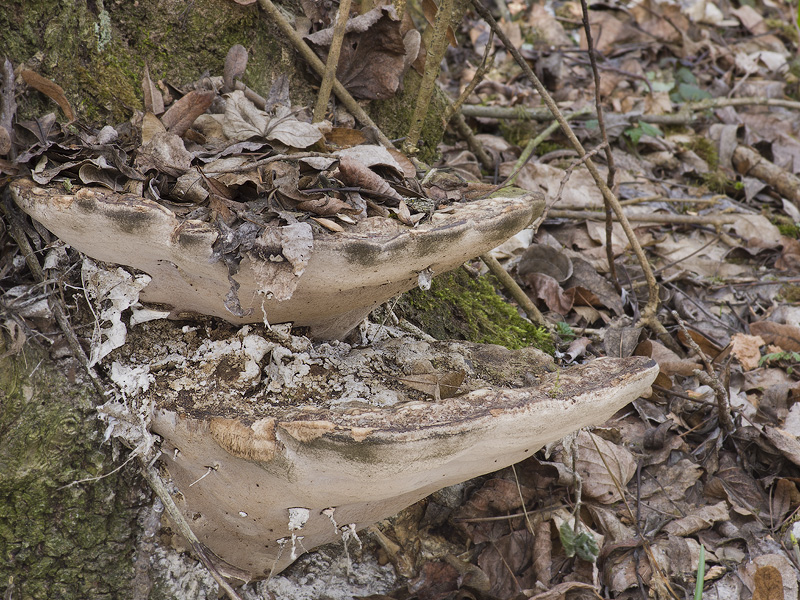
(404, 0), (456, 153)
(480, 254), (546, 326)
(256, 0), (394, 148)
(468, 0), (661, 326)
(312, 0), (352, 123)
(547, 209), (740, 226)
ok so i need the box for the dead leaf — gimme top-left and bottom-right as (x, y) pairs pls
(730, 333), (765, 371)
(763, 426), (800, 468)
(295, 195), (358, 216)
(635, 340), (702, 377)
(0, 126), (11, 155)
(337, 156), (403, 202)
(223, 91), (323, 148)
(752, 566), (785, 600)
(521, 272), (574, 315)
(421, 0), (457, 47)
(142, 63), (164, 115)
(398, 371), (465, 401)
(224, 44), (248, 91)
(161, 90), (215, 137)
(305, 6), (411, 100)
(663, 501), (729, 536)
(20, 69), (74, 121)
(325, 127), (367, 149)
(750, 321), (800, 352)
(310, 216), (344, 232)
(518, 244), (573, 282)
(569, 430), (636, 504)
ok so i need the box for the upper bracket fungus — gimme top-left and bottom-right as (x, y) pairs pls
(11, 179), (543, 339)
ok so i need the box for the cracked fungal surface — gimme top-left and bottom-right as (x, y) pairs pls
(108, 318), (557, 426)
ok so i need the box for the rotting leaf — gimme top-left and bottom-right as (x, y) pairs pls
(750, 321), (800, 352)
(223, 44), (248, 92)
(161, 90), (215, 138)
(337, 156), (403, 202)
(20, 69), (74, 121)
(398, 371), (465, 401)
(142, 63), (164, 115)
(305, 6), (411, 100)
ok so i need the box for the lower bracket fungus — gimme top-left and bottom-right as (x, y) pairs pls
(111, 320), (658, 581)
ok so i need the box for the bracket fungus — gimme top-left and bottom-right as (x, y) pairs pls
(114, 321), (658, 581)
(11, 178), (543, 339)
(10, 178), (658, 582)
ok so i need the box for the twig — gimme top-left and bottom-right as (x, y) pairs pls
(1, 57), (16, 158)
(312, 0), (352, 123)
(404, 0), (456, 153)
(468, 0), (661, 329)
(480, 253), (546, 326)
(450, 110), (495, 171)
(578, 0), (620, 293)
(444, 30), (494, 122)
(461, 96), (800, 122)
(256, 0), (394, 148)
(547, 209), (740, 226)
(506, 107), (591, 187)
(1, 196), (107, 398)
(671, 311), (734, 433)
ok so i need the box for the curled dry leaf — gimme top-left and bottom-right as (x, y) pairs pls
(750, 320), (800, 352)
(337, 156), (403, 202)
(0, 125), (11, 155)
(305, 5), (411, 100)
(730, 333), (765, 371)
(160, 90), (215, 137)
(223, 44), (248, 91)
(295, 195), (358, 216)
(19, 69), (74, 121)
(397, 370), (465, 401)
(142, 63), (164, 115)
(635, 339), (702, 377)
(663, 501), (730, 536)
(567, 430), (636, 504)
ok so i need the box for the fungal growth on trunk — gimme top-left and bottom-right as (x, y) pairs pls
(11, 178), (658, 581)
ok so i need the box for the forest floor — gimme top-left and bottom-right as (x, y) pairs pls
(2, 0), (800, 598)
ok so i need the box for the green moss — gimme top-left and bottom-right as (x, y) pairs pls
(369, 68), (449, 164)
(395, 268), (553, 353)
(686, 135), (718, 169)
(0, 338), (144, 599)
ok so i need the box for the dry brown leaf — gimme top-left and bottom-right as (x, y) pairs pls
(295, 195), (358, 216)
(730, 333), (765, 371)
(571, 430), (636, 504)
(20, 69), (74, 121)
(325, 127), (367, 149)
(635, 339), (702, 377)
(750, 321), (800, 352)
(752, 565), (784, 600)
(663, 501), (729, 536)
(337, 156), (403, 202)
(763, 426), (800, 467)
(771, 479), (800, 524)
(161, 90), (215, 137)
(521, 272), (574, 316)
(142, 63), (164, 115)
(0, 125), (11, 155)
(305, 6), (411, 100)
(421, 0), (458, 47)
(397, 371), (465, 401)
(310, 217), (344, 232)
(223, 44), (248, 91)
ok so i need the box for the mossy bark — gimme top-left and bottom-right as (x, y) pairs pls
(395, 268), (553, 352)
(0, 338), (147, 600)
(1, 0), (445, 161)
